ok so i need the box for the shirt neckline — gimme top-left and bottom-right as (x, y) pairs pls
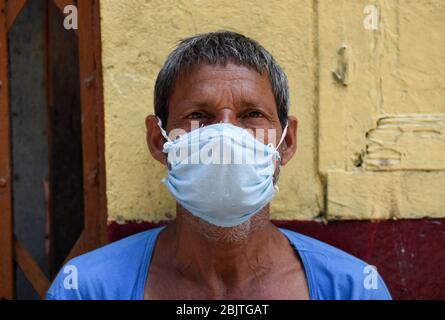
(139, 226), (316, 300)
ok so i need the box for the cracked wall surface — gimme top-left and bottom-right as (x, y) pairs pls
(319, 0), (445, 219)
(363, 114), (445, 170)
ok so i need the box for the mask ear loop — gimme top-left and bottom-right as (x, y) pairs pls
(157, 117), (172, 142)
(267, 122), (288, 149)
(276, 122), (288, 150)
(157, 118), (173, 175)
(272, 122), (288, 192)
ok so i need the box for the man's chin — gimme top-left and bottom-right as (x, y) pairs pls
(183, 209), (269, 245)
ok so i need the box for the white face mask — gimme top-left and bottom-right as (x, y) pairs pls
(157, 119), (288, 228)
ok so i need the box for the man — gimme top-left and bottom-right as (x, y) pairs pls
(47, 31), (391, 300)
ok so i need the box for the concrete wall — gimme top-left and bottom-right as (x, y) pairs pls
(100, 0), (445, 223)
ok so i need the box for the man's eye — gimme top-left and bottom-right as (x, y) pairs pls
(246, 111), (264, 118)
(187, 112), (203, 119)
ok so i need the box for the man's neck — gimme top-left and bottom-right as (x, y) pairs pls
(166, 208), (284, 292)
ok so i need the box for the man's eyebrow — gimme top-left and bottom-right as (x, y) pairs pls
(177, 99), (270, 111)
(172, 89), (272, 109)
(239, 98), (271, 111)
(174, 98), (215, 109)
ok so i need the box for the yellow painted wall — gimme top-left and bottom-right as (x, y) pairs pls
(100, 0), (445, 223)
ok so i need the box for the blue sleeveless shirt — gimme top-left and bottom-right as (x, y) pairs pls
(46, 227), (391, 300)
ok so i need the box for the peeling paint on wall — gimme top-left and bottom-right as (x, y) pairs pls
(364, 114), (445, 170)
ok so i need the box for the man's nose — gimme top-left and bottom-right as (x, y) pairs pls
(213, 108), (240, 126)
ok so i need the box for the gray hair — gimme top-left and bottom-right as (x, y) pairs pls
(154, 31), (290, 129)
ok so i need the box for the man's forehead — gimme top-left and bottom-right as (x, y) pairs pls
(177, 62), (267, 84)
(171, 62), (273, 99)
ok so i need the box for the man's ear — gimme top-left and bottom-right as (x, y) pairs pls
(145, 115), (167, 165)
(279, 115), (298, 166)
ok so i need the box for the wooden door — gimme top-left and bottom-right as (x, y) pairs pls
(0, 0), (107, 300)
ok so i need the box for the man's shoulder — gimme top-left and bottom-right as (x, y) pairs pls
(46, 227), (163, 300)
(279, 228), (392, 300)
(69, 228), (154, 270)
(280, 227), (367, 266)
